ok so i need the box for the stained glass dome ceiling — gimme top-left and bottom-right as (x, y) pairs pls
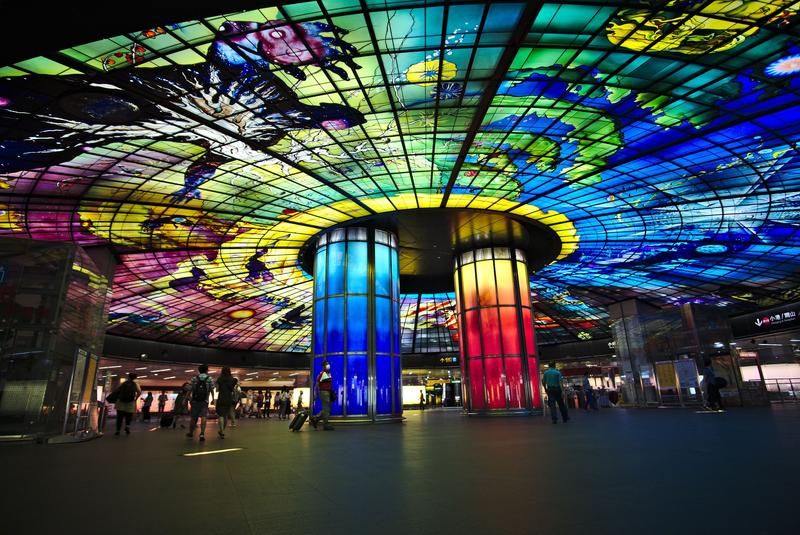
(1, 0), (799, 351)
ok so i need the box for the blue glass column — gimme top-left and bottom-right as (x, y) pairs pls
(312, 227), (402, 422)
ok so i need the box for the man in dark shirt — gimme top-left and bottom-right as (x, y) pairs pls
(186, 365), (215, 441)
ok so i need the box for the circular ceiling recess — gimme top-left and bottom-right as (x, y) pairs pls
(1, 0), (799, 352)
(297, 208), (564, 293)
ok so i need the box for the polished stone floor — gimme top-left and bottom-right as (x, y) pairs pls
(1, 406), (796, 534)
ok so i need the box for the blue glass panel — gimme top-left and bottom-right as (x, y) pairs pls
(346, 354), (368, 415)
(313, 300), (325, 355)
(394, 356), (402, 415)
(314, 246), (327, 299)
(311, 357), (323, 414)
(375, 244), (390, 297)
(346, 295), (368, 352)
(328, 355), (345, 416)
(392, 300), (400, 355)
(346, 241), (368, 294)
(376, 355), (391, 415)
(390, 248), (399, 299)
(327, 241), (346, 295)
(376, 297), (391, 353)
(326, 297), (344, 353)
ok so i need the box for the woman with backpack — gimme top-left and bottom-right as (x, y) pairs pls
(215, 367), (236, 439)
(110, 373), (141, 436)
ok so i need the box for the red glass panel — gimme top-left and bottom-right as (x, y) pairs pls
(483, 357), (505, 409)
(465, 310), (482, 357)
(528, 356), (542, 408)
(499, 307), (520, 355)
(480, 307), (502, 356)
(521, 307), (534, 355)
(505, 357), (524, 408)
(469, 358), (485, 410)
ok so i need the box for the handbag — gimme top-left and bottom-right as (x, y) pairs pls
(105, 389), (119, 404)
(329, 389), (338, 403)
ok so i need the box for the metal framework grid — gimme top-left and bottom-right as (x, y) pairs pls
(0, 0), (799, 351)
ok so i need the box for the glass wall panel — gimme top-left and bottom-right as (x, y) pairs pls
(346, 241), (368, 294)
(327, 297), (345, 354)
(505, 357), (524, 408)
(312, 228), (401, 421)
(454, 247), (540, 413)
(484, 357), (505, 409)
(346, 296), (368, 352)
(346, 354), (368, 415)
(469, 358), (485, 410)
(376, 355), (392, 414)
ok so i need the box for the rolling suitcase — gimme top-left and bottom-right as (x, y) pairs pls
(289, 410), (308, 431)
(160, 414), (174, 428)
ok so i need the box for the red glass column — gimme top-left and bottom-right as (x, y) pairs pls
(453, 247), (541, 414)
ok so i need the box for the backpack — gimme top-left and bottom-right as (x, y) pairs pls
(118, 381), (137, 403)
(192, 376), (210, 402)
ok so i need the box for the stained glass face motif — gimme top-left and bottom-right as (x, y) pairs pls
(1, 0), (799, 351)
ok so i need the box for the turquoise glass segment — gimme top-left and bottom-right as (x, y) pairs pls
(375, 296), (391, 353)
(346, 295), (368, 352)
(374, 244), (390, 296)
(327, 296), (344, 353)
(313, 300), (325, 354)
(327, 241), (346, 295)
(346, 241), (368, 294)
(314, 246), (327, 299)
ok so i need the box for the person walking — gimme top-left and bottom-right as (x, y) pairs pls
(310, 361), (335, 431)
(279, 388), (290, 420)
(254, 390), (263, 419)
(702, 359), (724, 411)
(141, 392), (154, 422)
(264, 390), (272, 419)
(110, 373), (141, 436)
(273, 391), (280, 416)
(231, 378), (242, 427)
(297, 391), (304, 411)
(419, 390), (425, 411)
(542, 362), (570, 424)
(582, 372), (597, 411)
(215, 366), (236, 439)
(172, 382), (191, 429)
(187, 364), (215, 441)
(157, 391), (168, 415)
